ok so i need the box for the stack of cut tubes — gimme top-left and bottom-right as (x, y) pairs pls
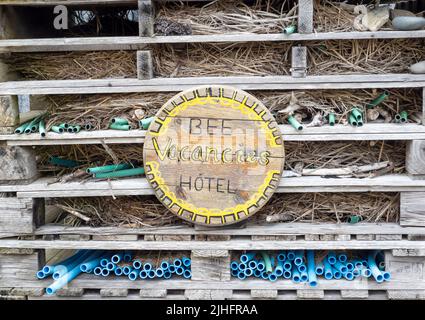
(37, 250), (192, 295)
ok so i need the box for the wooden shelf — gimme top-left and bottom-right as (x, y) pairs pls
(2, 124), (425, 146)
(2, 30), (425, 52)
(1, 74), (424, 95)
(0, 174), (424, 198)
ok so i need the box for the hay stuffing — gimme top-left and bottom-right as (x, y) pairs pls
(155, 0), (298, 35)
(314, 0), (360, 33)
(308, 39), (425, 75)
(49, 191), (399, 228)
(153, 43), (292, 77)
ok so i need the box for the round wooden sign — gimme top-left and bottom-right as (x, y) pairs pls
(143, 86), (284, 226)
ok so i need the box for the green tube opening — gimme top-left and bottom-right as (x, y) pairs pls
(15, 121), (31, 134)
(351, 108), (363, 122)
(51, 126), (64, 134)
(111, 117), (129, 125)
(59, 123), (69, 129)
(39, 120), (46, 137)
(394, 113), (402, 122)
(328, 113), (336, 126)
(400, 111), (408, 123)
(67, 126), (74, 133)
(367, 91), (389, 109)
(24, 116), (41, 134)
(87, 163), (133, 174)
(84, 124), (93, 130)
(73, 125), (81, 133)
(356, 120), (364, 127)
(348, 114), (358, 126)
(110, 123), (131, 131)
(93, 167), (145, 179)
(139, 117), (154, 130)
(287, 116), (303, 131)
(283, 25), (296, 35)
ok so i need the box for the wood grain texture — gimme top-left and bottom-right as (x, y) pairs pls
(136, 50), (153, 80)
(251, 289), (277, 298)
(0, 146), (37, 181)
(401, 192), (425, 227)
(138, 0), (154, 37)
(0, 253), (40, 287)
(143, 86), (284, 226)
(406, 140), (425, 175)
(298, 0), (314, 34)
(385, 252), (425, 283)
(297, 289), (324, 299)
(191, 250), (230, 281)
(0, 197), (34, 234)
(0, 95), (19, 127)
(291, 46), (307, 78)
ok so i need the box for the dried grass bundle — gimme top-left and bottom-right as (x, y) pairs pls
(155, 0), (298, 35)
(153, 43), (292, 77)
(308, 39), (425, 75)
(314, 0), (362, 33)
(256, 192), (400, 223)
(6, 51), (136, 80)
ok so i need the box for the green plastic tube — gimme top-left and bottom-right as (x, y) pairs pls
(93, 167), (145, 179)
(283, 25), (296, 35)
(348, 114), (358, 126)
(67, 126), (74, 133)
(260, 252), (273, 273)
(394, 113), (402, 122)
(110, 123), (131, 131)
(39, 120), (46, 137)
(14, 121), (31, 134)
(49, 157), (81, 168)
(84, 124), (93, 130)
(367, 91), (389, 109)
(328, 113), (336, 126)
(111, 117), (129, 125)
(30, 122), (40, 133)
(400, 111), (408, 123)
(24, 116), (41, 134)
(59, 123), (69, 129)
(86, 163), (133, 174)
(357, 120), (364, 127)
(51, 126), (64, 133)
(351, 108), (363, 121)
(73, 125), (81, 133)
(139, 117), (154, 130)
(287, 116), (303, 131)
(349, 215), (362, 224)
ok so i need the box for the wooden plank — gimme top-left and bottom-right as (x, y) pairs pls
(400, 192), (425, 227)
(406, 140), (425, 176)
(191, 250), (230, 281)
(297, 290), (324, 299)
(2, 174), (425, 198)
(251, 289), (278, 299)
(136, 50), (153, 80)
(139, 289), (167, 298)
(1, 74), (425, 95)
(0, 198), (34, 234)
(0, 146), (37, 182)
(2, 31), (425, 53)
(385, 252), (425, 283)
(0, 253), (40, 287)
(298, 0), (314, 34)
(4, 124), (425, 146)
(387, 290), (425, 300)
(1, 239), (425, 251)
(100, 289), (128, 297)
(340, 290), (368, 299)
(291, 46), (307, 78)
(185, 289), (232, 300)
(0, 0), (137, 5)
(0, 95), (19, 127)
(138, 0), (154, 37)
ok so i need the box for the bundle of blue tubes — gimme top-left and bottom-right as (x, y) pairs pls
(231, 250), (390, 286)
(36, 250), (192, 295)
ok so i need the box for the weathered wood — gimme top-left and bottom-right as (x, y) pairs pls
(340, 290), (369, 299)
(1, 74), (425, 95)
(138, 0), (154, 37)
(297, 290), (324, 299)
(406, 140), (425, 176)
(251, 289), (277, 299)
(387, 290), (425, 300)
(0, 146), (37, 182)
(356, 234), (375, 241)
(139, 289), (167, 298)
(143, 86), (284, 226)
(305, 234), (320, 241)
(401, 192), (425, 227)
(59, 235), (91, 241)
(10, 288), (44, 297)
(291, 46), (307, 78)
(191, 250), (230, 281)
(185, 289), (232, 300)
(385, 252), (425, 283)
(0, 95), (19, 128)
(0, 253), (40, 287)
(100, 289), (128, 297)
(375, 235), (402, 241)
(2, 31), (425, 53)
(335, 235), (351, 241)
(0, 197), (34, 234)
(136, 50), (153, 80)
(56, 288), (84, 297)
(92, 235), (138, 241)
(298, 0), (314, 34)
(392, 249), (425, 257)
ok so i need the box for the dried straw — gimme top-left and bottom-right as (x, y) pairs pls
(314, 0), (362, 33)
(155, 0), (298, 35)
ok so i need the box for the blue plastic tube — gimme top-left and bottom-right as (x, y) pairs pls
(94, 267), (102, 276)
(123, 251), (133, 262)
(268, 273), (278, 282)
(352, 268), (361, 277)
(240, 252), (256, 264)
(333, 261), (348, 274)
(260, 252), (273, 273)
(344, 272), (354, 281)
(277, 251), (286, 262)
(331, 266), (342, 280)
(260, 271), (268, 280)
(36, 270), (47, 279)
(101, 268), (110, 277)
(306, 250), (318, 287)
(230, 261), (239, 271)
(283, 270), (292, 279)
(100, 258), (110, 268)
(46, 264), (83, 295)
(257, 260), (265, 271)
(287, 251), (296, 261)
(79, 251), (104, 272)
(133, 259), (143, 270)
(106, 262), (116, 271)
(248, 260), (258, 270)
(300, 272), (308, 282)
(173, 258), (182, 267)
(139, 270), (148, 279)
(129, 270), (139, 281)
(275, 261), (284, 277)
(147, 270), (156, 279)
(175, 266), (184, 275)
(111, 252), (124, 264)
(164, 270), (172, 279)
(338, 253), (348, 263)
(183, 270), (192, 279)
(297, 264), (307, 273)
(52, 250), (85, 275)
(231, 269), (239, 277)
(315, 261), (324, 275)
(160, 261), (170, 270)
(368, 251), (384, 283)
(292, 265), (301, 283)
(244, 268), (253, 277)
(382, 271), (391, 281)
(143, 262), (153, 271)
(122, 266), (132, 275)
(114, 267), (123, 276)
(237, 271), (247, 280)
(239, 263), (247, 271)
(253, 269), (262, 278)
(361, 267), (372, 278)
(169, 264), (176, 273)
(42, 266), (53, 274)
(283, 261), (292, 271)
(346, 262), (354, 272)
(327, 251), (337, 265)
(294, 250), (304, 266)
(323, 259), (333, 280)
(182, 257), (191, 268)
(53, 250), (92, 280)
(156, 268), (164, 278)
